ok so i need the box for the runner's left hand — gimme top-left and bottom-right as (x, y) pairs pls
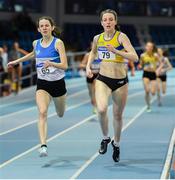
(44, 60), (52, 68)
(106, 44), (116, 53)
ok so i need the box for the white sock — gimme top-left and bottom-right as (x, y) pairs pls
(103, 136), (110, 140)
(114, 141), (120, 147)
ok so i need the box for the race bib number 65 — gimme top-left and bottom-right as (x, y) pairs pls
(41, 67), (50, 74)
(40, 66), (56, 75)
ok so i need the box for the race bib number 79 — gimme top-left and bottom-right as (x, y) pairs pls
(98, 50), (116, 60)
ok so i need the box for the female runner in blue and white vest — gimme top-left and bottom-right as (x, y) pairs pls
(7, 16), (68, 157)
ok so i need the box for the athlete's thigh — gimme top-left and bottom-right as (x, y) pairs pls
(53, 94), (66, 113)
(143, 78), (150, 92)
(112, 83), (128, 114)
(17, 64), (22, 77)
(36, 90), (51, 113)
(150, 80), (157, 94)
(162, 81), (167, 94)
(11, 68), (16, 80)
(87, 83), (93, 97)
(157, 78), (161, 91)
(95, 80), (111, 109)
(91, 80), (96, 97)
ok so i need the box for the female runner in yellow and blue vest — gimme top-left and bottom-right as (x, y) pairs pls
(86, 9), (138, 162)
(140, 41), (159, 112)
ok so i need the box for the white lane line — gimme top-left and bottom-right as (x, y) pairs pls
(0, 91), (144, 136)
(160, 128), (175, 179)
(1, 98), (34, 108)
(67, 82), (85, 88)
(0, 89), (88, 120)
(70, 96), (157, 179)
(0, 113), (97, 169)
(0, 106), (35, 120)
(0, 81), (85, 108)
(0, 99), (90, 136)
(127, 91), (143, 98)
(68, 89), (87, 98)
(0, 91), (145, 168)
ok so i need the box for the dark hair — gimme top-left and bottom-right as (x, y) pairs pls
(147, 41), (157, 53)
(100, 9), (117, 21)
(100, 9), (120, 31)
(37, 16), (61, 38)
(163, 49), (169, 57)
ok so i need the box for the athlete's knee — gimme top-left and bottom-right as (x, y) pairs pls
(113, 111), (122, 121)
(162, 90), (166, 94)
(39, 110), (47, 123)
(145, 90), (150, 95)
(151, 91), (156, 96)
(39, 109), (47, 119)
(91, 99), (95, 106)
(157, 88), (160, 93)
(97, 106), (107, 115)
(56, 110), (64, 118)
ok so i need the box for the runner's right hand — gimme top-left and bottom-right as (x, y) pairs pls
(86, 66), (93, 78)
(7, 61), (17, 68)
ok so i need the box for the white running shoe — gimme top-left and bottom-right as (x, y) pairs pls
(93, 107), (98, 114)
(146, 107), (152, 113)
(39, 146), (48, 157)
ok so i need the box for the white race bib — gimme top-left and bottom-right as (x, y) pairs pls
(98, 50), (116, 60)
(39, 66), (57, 75)
(144, 62), (154, 69)
(39, 67), (50, 75)
(47, 66), (56, 73)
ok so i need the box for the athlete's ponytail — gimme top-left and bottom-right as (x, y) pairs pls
(116, 25), (120, 31)
(37, 16), (61, 38)
(163, 49), (169, 57)
(147, 41), (157, 54)
(100, 9), (120, 31)
(52, 26), (62, 38)
(152, 42), (157, 53)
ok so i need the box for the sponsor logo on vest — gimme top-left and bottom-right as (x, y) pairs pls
(36, 50), (40, 55)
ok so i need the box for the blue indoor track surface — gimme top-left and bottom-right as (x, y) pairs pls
(0, 70), (175, 179)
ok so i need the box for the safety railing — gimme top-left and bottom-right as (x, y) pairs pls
(0, 44), (175, 97)
(0, 51), (86, 96)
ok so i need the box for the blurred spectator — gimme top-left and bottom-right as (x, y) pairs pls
(0, 48), (5, 88)
(1, 44), (9, 72)
(148, 1), (172, 16)
(9, 41), (28, 94)
(0, 47), (8, 96)
(11, 11), (36, 32)
(0, 45), (11, 96)
(2, 44), (11, 96)
(0, 48), (4, 73)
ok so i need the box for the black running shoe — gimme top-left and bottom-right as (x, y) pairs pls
(111, 140), (120, 162)
(99, 137), (111, 154)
